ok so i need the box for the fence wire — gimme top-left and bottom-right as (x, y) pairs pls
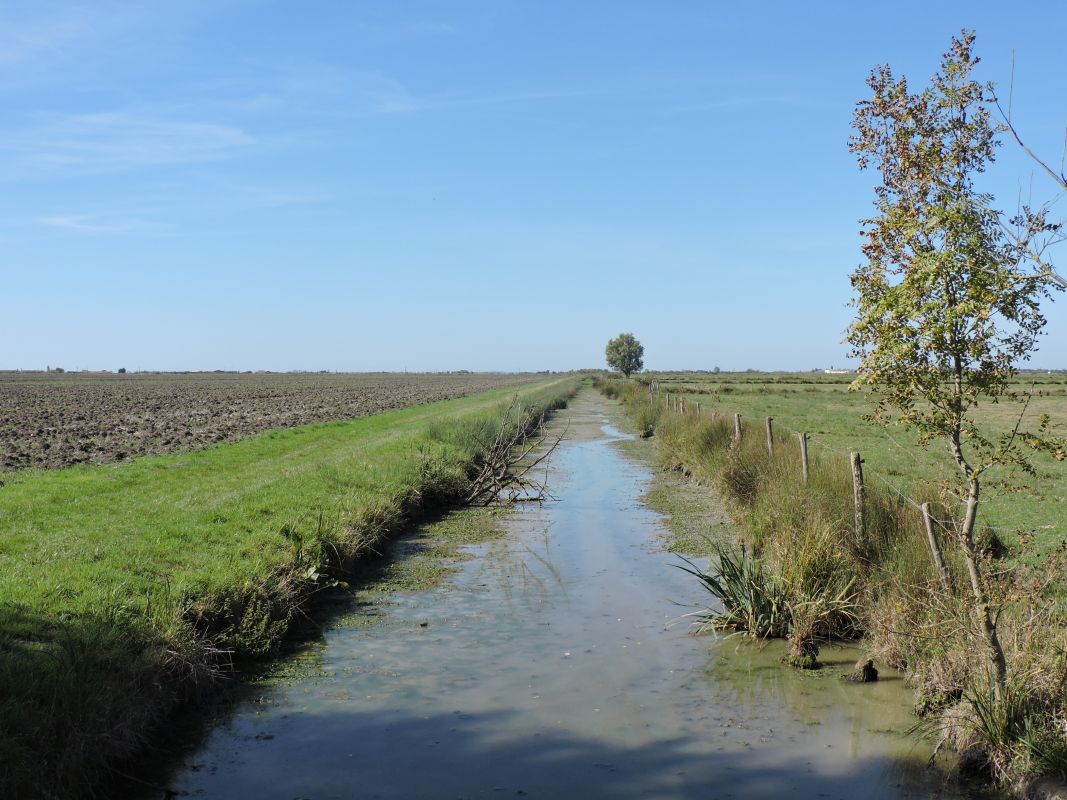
(648, 384), (1058, 536)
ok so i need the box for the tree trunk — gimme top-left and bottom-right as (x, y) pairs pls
(957, 477), (1008, 702)
(948, 359), (1008, 701)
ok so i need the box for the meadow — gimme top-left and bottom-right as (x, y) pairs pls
(0, 375), (577, 799)
(655, 371), (1067, 545)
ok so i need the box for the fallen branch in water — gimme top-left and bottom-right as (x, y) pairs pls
(463, 402), (567, 506)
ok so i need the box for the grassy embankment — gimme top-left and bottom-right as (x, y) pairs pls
(598, 374), (1067, 794)
(0, 377), (578, 799)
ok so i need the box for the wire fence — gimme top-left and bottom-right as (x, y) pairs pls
(647, 381), (1059, 538)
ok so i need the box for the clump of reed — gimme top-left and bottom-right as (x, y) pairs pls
(676, 544), (790, 638)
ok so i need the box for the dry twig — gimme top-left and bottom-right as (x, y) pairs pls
(463, 402), (567, 506)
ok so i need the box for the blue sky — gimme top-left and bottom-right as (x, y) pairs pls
(2, 1), (1065, 372)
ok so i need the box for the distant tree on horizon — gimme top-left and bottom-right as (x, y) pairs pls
(605, 333), (644, 377)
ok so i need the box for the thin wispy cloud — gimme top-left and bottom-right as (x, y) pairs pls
(415, 21), (457, 36)
(149, 64), (599, 123)
(241, 62), (616, 118)
(361, 72), (778, 118)
(1, 111), (256, 175)
(183, 184), (330, 214)
(0, 9), (93, 65)
(384, 86), (601, 115)
(176, 66), (420, 119)
(306, 68), (420, 115)
(38, 215), (138, 234)
(667, 94), (812, 113)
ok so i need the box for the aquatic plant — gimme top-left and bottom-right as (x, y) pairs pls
(675, 545), (790, 638)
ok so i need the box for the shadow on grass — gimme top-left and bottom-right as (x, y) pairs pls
(0, 603), (175, 799)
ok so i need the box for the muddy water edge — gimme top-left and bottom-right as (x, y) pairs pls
(145, 390), (990, 799)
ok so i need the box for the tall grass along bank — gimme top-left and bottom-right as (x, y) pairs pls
(0, 378), (578, 800)
(597, 375), (1067, 795)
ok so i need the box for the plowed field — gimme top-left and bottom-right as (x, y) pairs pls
(0, 371), (547, 471)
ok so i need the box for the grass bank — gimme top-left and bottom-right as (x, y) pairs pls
(0, 378), (578, 799)
(598, 375), (1067, 795)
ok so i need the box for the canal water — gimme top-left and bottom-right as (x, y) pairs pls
(158, 393), (975, 799)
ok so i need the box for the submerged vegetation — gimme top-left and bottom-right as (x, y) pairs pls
(0, 378), (578, 800)
(598, 374), (1067, 793)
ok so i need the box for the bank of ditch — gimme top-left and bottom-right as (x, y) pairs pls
(0, 377), (578, 800)
(596, 376), (1067, 797)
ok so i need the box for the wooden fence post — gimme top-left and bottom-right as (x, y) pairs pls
(733, 413), (742, 442)
(850, 452), (866, 541)
(921, 503), (954, 594)
(799, 433), (810, 482)
(765, 417), (774, 457)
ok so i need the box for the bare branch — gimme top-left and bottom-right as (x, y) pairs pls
(997, 217), (1067, 289)
(463, 403), (567, 506)
(993, 95), (1067, 191)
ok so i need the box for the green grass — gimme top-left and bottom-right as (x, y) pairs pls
(654, 371), (1067, 547)
(0, 381), (568, 625)
(0, 377), (578, 799)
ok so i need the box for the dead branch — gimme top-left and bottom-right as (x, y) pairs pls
(463, 402), (567, 506)
(995, 94), (1067, 193)
(991, 88), (1067, 289)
